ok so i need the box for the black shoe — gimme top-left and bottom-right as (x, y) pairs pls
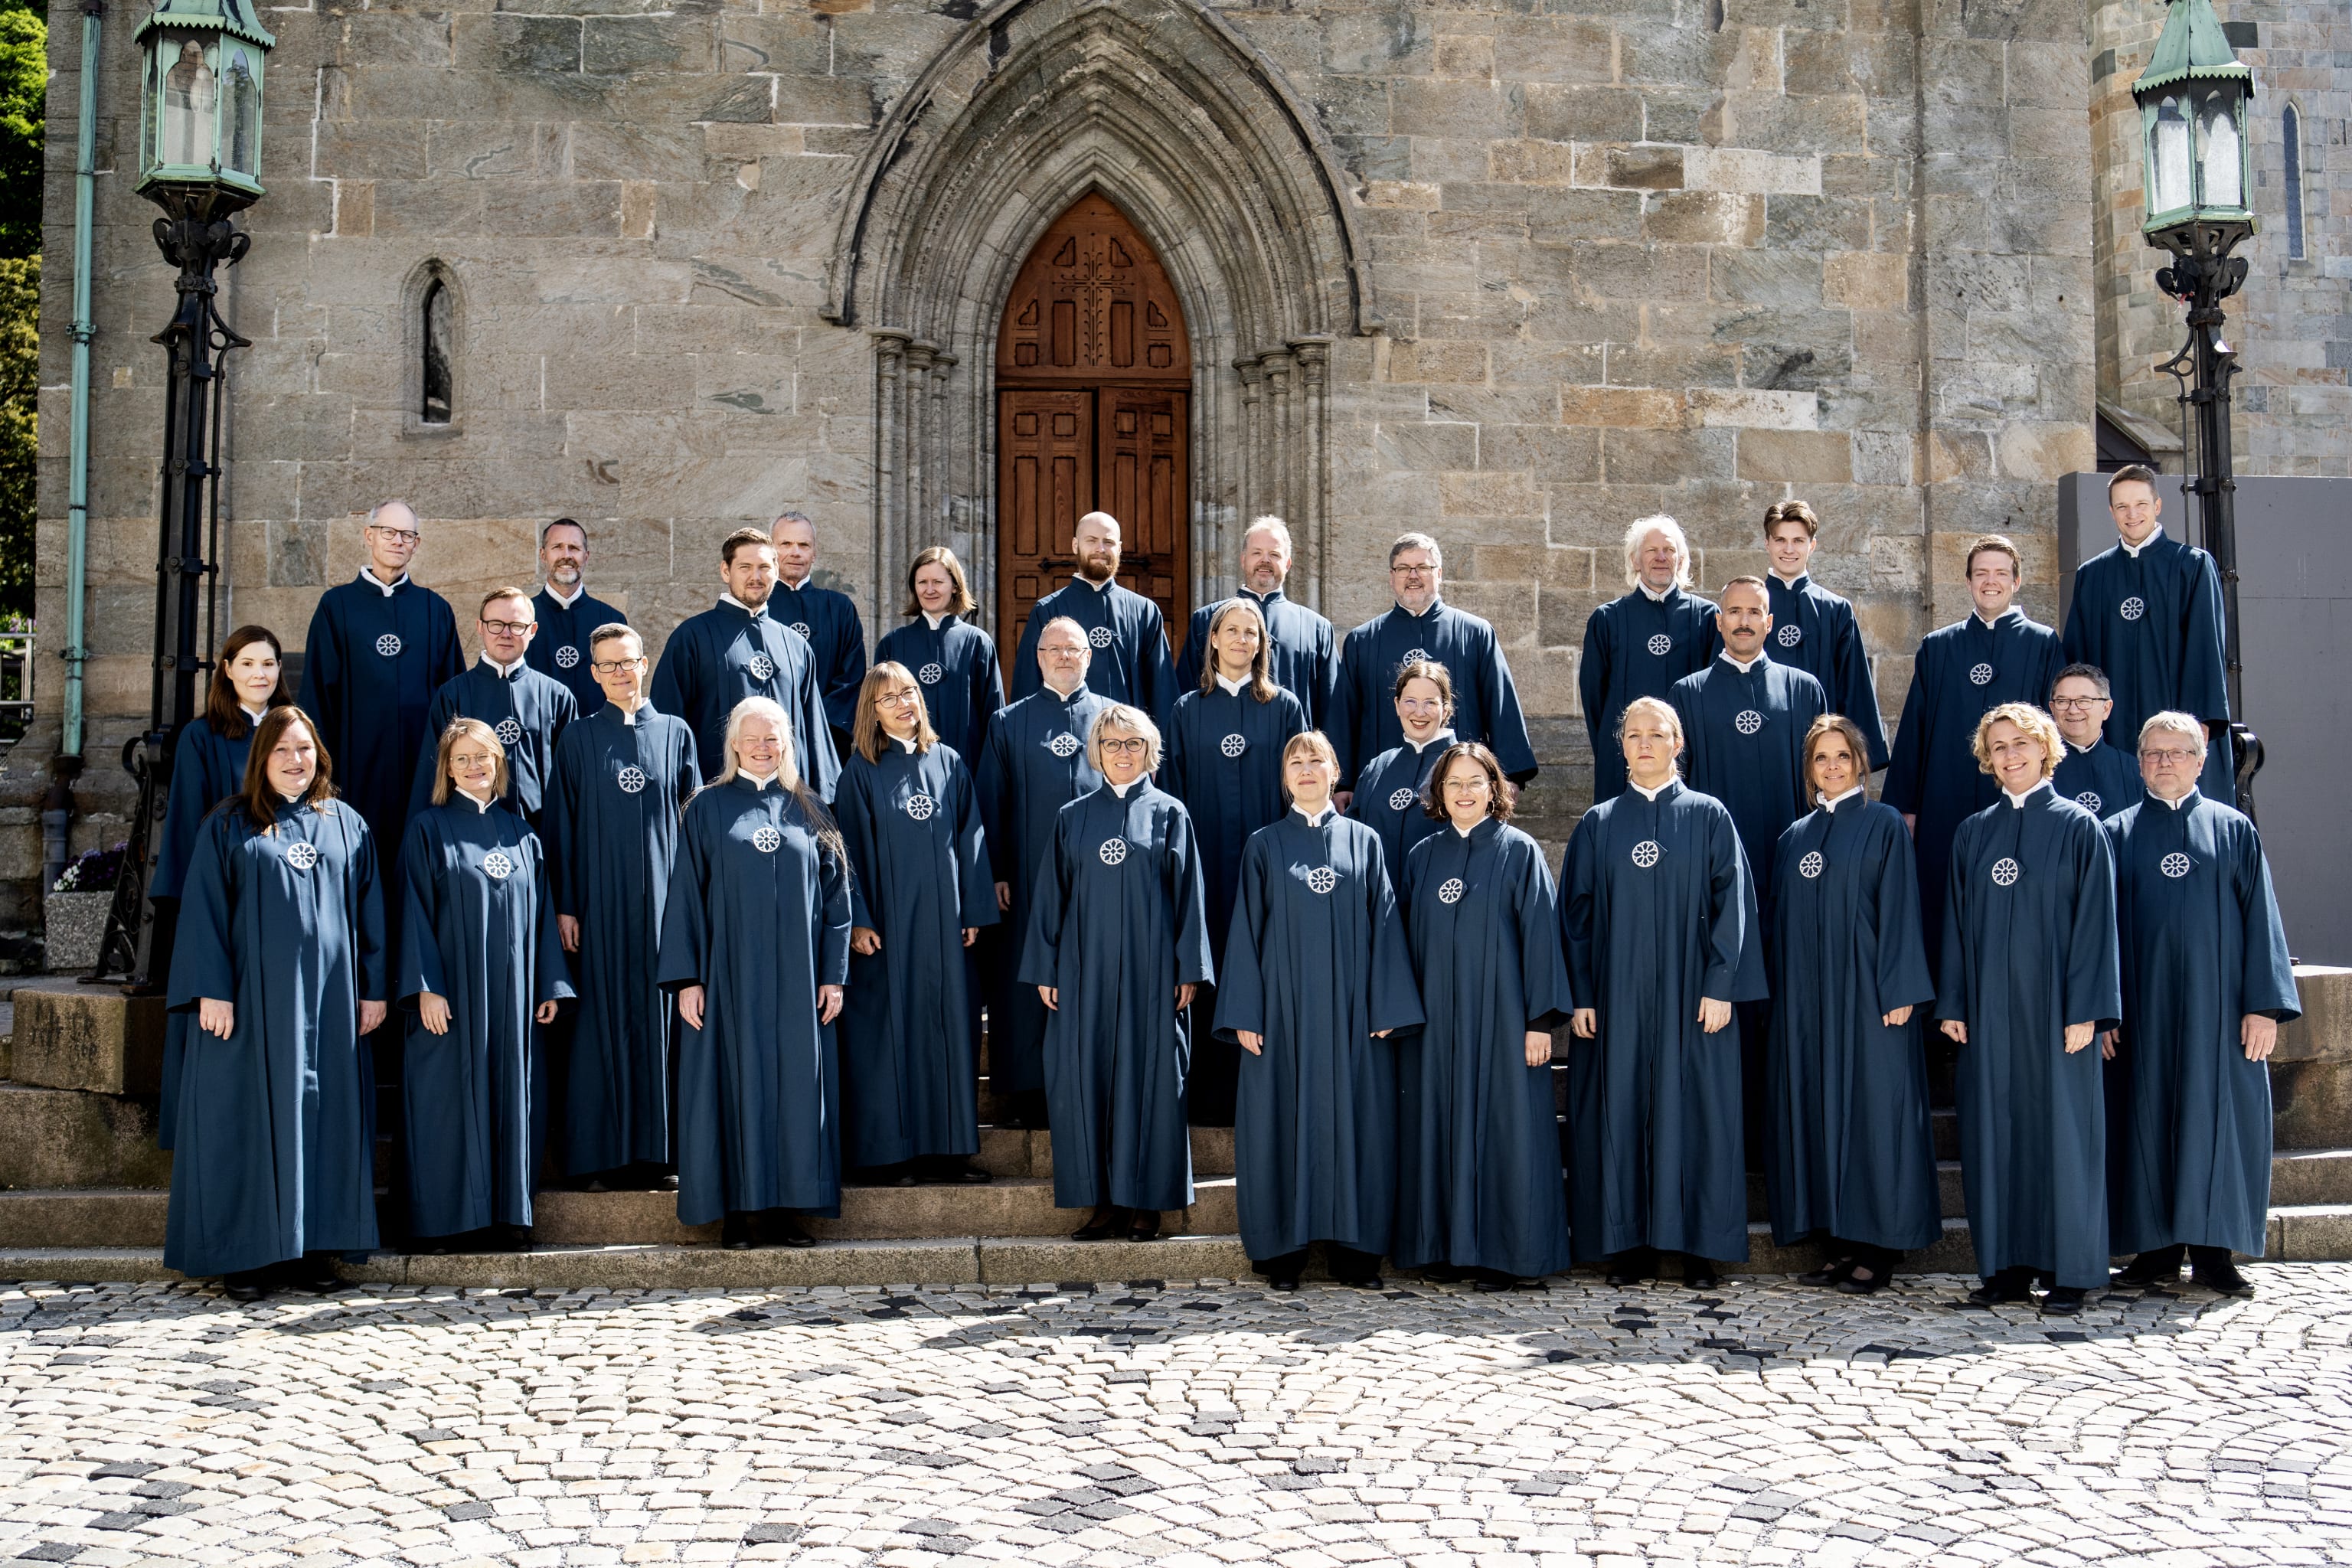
(2041, 1286), (2086, 1316)
(1267, 1275), (1302, 1293)
(2112, 1246), (2186, 1287)
(1834, 1261), (1892, 1295)
(920, 1158), (992, 1185)
(1072, 1207), (1119, 1242)
(221, 1269), (269, 1303)
(1126, 1210), (1163, 1243)
(2191, 1259), (2255, 1298)
(282, 1254), (341, 1292)
(1799, 1255), (1858, 1288)
(771, 1213), (818, 1249)
(498, 1223), (534, 1254)
(721, 1213), (756, 1251)
(1681, 1259), (1720, 1292)
(1965, 1269), (2035, 1307)
(1604, 1249), (1656, 1288)
(1469, 1267), (1538, 1292)
(1421, 1263), (1465, 1284)
(1334, 1275), (1385, 1291)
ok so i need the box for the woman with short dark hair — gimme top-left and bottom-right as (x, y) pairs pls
(1346, 658), (1457, 886)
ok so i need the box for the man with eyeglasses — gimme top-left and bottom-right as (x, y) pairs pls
(1007, 511), (1178, 733)
(2048, 665), (2141, 820)
(527, 518), (626, 714)
(1173, 516), (1339, 729)
(408, 586), (579, 831)
(976, 617), (1110, 1129)
(2101, 710), (2297, 1300)
(769, 511), (868, 750)
(1328, 531), (1537, 800)
(544, 623), (701, 1190)
(2063, 465), (2234, 802)
(298, 498), (466, 872)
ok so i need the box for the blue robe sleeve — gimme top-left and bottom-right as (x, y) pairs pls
(836, 763), (880, 933)
(428, 596), (466, 690)
(823, 600), (869, 734)
(1165, 696), (1194, 805)
(407, 684), (460, 826)
(818, 836), (852, 988)
(395, 817), (446, 1005)
(347, 811), (388, 1004)
(528, 834), (576, 1008)
(1365, 838), (1424, 1036)
(546, 730), (583, 920)
(1514, 838), (1574, 1028)
(165, 816), (238, 1010)
(951, 763), (997, 930)
(153, 724), (221, 901)
(1140, 608), (1178, 734)
(1558, 816), (1599, 1008)
(976, 723), (1014, 877)
(673, 724), (703, 804)
(1870, 815), (1936, 1015)
(656, 805), (711, 992)
(1016, 815), (1074, 988)
(1327, 632), (1367, 782)
(1831, 607), (1890, 770)
(2235, 822), (2299, 1019)
(1937, 822), (1974, 1030)
(1173, 608), (1209, 698)
(794, 654), (843, 803)
(2183, 552), (2231, 722)
(1008, 612), (1045, 704)
(1208, 836), (1271, 1043)
(1474, 626), (1539, 783)
(1308, 622), (1341, 734)
(1705, 810), (1767, 1004)
(1165, 804), (1216, 988)
(972, 639), (1006, 756)
(298, 599), (343, 746)
(1577, 607), (1612, 765)
(648, 630), (692, 730)
(2065, 817), (2122, 1032)
(1881, 660), (1931, 815)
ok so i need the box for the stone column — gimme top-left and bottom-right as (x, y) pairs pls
(1233, 357), (1266, 534)
(1261, 347), (1295, 547)
(871, 330), (910, 628)
(902, 341), (938, 595)
(1292, 337), (1331, 614)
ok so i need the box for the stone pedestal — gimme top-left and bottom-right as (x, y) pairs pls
(8, 979), (167, 1096)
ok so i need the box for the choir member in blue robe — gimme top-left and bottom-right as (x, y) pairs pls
(874, 547), (1004, 766)
(1347, 660), (1456, 886)
(1329, 532), (1537, 787)
(1007, 511), (1178, 730)
(2104, 712), (2299, 1298)
(2050, 665), (2143, 819)
(648, 527), (841, 801)
(544, 626), (701, 1184)
(398, 719), (574, 1250)
(1394, 743), (1574, 1288)
(296, 500), (466, 875)
(1762, 500), (1889, 769)
(1019, 705), (1214, 1243)
(2063, 467), (2234, 799)
(407, 586), (579, 830)
(769, 511), (870, 740)
(1883, 535), (2065, 967)
(525, 519), (628, 714)
(975, 619), (1109, 1126)
(1215, 733), (1423, 1290)
(155, 626), (292, 1151)
(1766, 715), (1940, 1293)
(165, 708), (386, 1301)
(658, 697), (852, 1248)
(1578, 515), (1722, 805)
(1174, 518), (1340, 729)
(1561, 699), (1764, 1289)
(836, 663), (998, 1182)
(1939, 703), (2121, 1314)
(1166, 600), (1309, 1127)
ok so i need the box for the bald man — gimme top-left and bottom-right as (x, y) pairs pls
(1007, 511), (1176, 732)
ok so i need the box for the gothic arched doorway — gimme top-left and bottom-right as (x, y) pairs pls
(995, 193), (1191, 648)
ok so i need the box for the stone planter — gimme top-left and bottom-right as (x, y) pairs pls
(43, 890), (114, 973)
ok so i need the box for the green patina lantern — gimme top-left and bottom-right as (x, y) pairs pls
(134, 0), (275, 215)
(2132, 0), (2256, 250)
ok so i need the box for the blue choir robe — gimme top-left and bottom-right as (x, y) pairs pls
(874, 614), (1004, 766)
(974, 684), (1109, 1096)
(1167, 681), (1309, 1125)
(1669, 652), (1827, 911)
(769, 578), (870, 737)
(1394, 817), (1575, 1278)
(1882, 607), (2064, 966)
(163, 800), (385, 1279)
(297, 571), (466, 866)
(647, 598), (842, 801)
(657, 776), (853, 1223)
(1560, 780), (1766, 1264)
(154, 714), (265, 1152)
(835, 741), (998, 1167)
(1330, 599), (1537, 785)
(1765, 573), (1889, 770)
(1577, 586), (1722, 804)
(397, 799), (574, 1239)
(1174, 589), (1341, 730)
(407, 659), (580, 830)
(526, 585), (627, 714)
(1008, 578), (1178, 732)
(1939, 782), (2121, 1289)
(2054, 739), (2141, 822)
(1018, 782), (1214, 1214)
(544, 702), (701, 1176)
(1214, 810), (1424, 1263)
(2104, 791), (2298, 1258)
(2063, 529), (2233, 799)
(1347, 729), (1454, 887)
(1765, 795), (1940, 1251)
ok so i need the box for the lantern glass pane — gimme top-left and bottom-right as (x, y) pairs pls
(2200, 91), (2242, 208)
(162, 37), (214, 168)
(224, 50), (258, 175)
(2153, 96), (2194, 215)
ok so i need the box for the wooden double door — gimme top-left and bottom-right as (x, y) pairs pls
(995, 194), (1191, 648)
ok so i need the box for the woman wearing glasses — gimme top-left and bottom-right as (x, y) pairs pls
(1020, 705), (1214, 1243)
(1346, 658), (1457, 886)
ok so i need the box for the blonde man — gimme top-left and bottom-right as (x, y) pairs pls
(1578, 515), (1722, 805)
(407, 585), (579, 831)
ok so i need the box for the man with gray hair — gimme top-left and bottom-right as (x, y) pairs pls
(1328, 531), (1536, 789)
(769, 510), (869, 744)
(2102, 710), (2298, 1298)
(2049, 663), (2141, 818)
(1578, 514), (1721, 804)
(1174, 516), (1338, 727)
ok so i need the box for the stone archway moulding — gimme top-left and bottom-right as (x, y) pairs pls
(827, 0), (1379, 639)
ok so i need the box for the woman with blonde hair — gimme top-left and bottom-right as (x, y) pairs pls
(658, 696), (853, 1249)
(874, 546), (1004, 763)
(1168, 597), (1308, 1125)
(397, 717), (573, 1253)
(1020, 704), (1213, 1243)
(835, 662), (997, 1185)
(1937, 701), (2119, 1315)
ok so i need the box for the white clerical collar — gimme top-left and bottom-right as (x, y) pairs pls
(543, 582), (584, 609)
(890, 734), (917, 753)
(1107, 777), (1137, 798)
(481, 653), (527, 679)
(1627, 775), (1676, 801)
(1215, 673), (1249, 695)
(1243, 586), (1285, 606)
(2003, 780), (2053, 808)
(2067, 738), (2102, 756)
(1974, 606), (2011, 628)
(240, 703), (267, 724)
(1408, 727), (1455, 755)
(779, 573), (812, 593)
(1075, 573), (1115, 594)
(1452, 818), (1481, 838)
(359, 567), (409, 596)
(740, 769), (779, 791)
(2156, 787), (2197, 811)
(1294, 803), (1334, 826)
(923, 611), (952, 630)
(1638, 581), (1673, 603)
(2120, 525), (2164, 558)
(720, 593), (766, 618)
(612, 700), (643, 726)
(1044, 680), (1085, 701)
(1395, 596), (1442, 619)
(277, 789), (306, 805)
(1720, 650), (1766, 673)
(1770, 569), (1808, 587)
(1818, 785), (1865, 811)
(455, 787), (495, 813)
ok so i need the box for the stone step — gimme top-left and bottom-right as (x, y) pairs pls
(0, 1083), (172, 1190)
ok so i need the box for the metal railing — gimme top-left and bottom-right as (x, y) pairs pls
(0, 622), (33, 748)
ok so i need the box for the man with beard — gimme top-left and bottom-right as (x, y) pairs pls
(527, 519), (626, 714)
(1174, 516), (1338, 729)
(1008, 511), (1177, 732)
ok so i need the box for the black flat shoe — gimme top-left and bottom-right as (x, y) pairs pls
(919, 1159), (991, 1185)
(2040, 1286), (2086, 1316)
(221, 1270), (268, 1303)
(1072, 1208), (1119, 1242)
(772, 1214), (818, 1250)
(1334, 1275), (1385, 1291)
(2113, 1246), (2186, 1287)
(721, 1214), (756, 1251)
(1267, 1276), (1301, 1293)
(282, 1255), (342, 1293)
(2192, 1261), (2255, 1298)
(1681, 1265), (1720, 1292)
(1421, 1263), (1464, 1284)
(1799, 1256), (1858, 1288)
(1604, 1250), (1656, 1288)
(1470, 1268), (1539, 1292)
(1834, 1263), (1890, 1295)
(499, 1224), (534, 1254)
(1965, 1271), (2035, 1307)
(1126, 1212), (1163, 1243)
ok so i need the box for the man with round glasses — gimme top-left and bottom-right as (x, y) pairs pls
(409, 586), (579, 831)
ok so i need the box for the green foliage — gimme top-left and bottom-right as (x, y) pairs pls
(0, 0), (42, 260)
(0, 253), (34, 619)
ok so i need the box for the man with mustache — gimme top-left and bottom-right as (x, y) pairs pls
(1007, 511), (1177, 733)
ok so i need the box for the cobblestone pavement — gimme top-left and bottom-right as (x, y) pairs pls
(2, 1267), (2348, 1566)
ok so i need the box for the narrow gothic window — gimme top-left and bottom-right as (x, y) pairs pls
(421, 276), (453, 423)
(2284, 104), (2307, 261)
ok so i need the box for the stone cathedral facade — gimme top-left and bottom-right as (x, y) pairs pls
(18, 0), (2345, 922)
